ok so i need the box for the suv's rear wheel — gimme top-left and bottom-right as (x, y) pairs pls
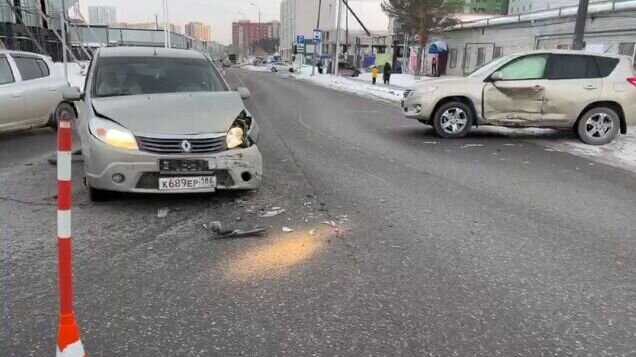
(576, 107), (620, 145)
(432, 101), (473, 138)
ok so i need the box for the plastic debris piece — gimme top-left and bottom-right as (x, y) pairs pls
(214, 228), (267, 239)
(157, 208), (169, 218)
(282, 226), (294, 233)
(259, 208), (286, 218)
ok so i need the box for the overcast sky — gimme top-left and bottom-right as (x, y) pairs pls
(79, 0), (389, 45)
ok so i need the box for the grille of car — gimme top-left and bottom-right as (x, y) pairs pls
(136, 171), (234, 189)
(136, 135), (227, 155)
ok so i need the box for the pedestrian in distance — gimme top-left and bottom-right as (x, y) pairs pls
(371, 65), (378, 85)
(383, 62), (392, 85)
(432, 56), (438, 77)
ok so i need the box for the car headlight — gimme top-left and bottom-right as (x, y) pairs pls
(226, 110), (252, 149)
(89, 117), (138, 150)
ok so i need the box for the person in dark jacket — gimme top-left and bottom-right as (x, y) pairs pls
(383, 62), (392, 85)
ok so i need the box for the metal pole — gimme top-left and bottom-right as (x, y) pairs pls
(312, 0), (322, 76)
(334, 0), (343, 75)
(572, 0), (589, 50)
(166, 0), (171, 48)
(163, 0), (168, 48)
(61, 0), (68, 83)
(403, 33), (408, 74)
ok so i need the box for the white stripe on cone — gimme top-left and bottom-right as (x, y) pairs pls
(59, 121), (72, 129)
(57, 210), (71, 239)
(57, 151), (72, 181)
(56, 340), (86, 357)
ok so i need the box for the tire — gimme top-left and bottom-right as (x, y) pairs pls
(576, 107), (620, 145)
(432, 101), (474, 138)
(49, 102), (76, 130)
(88, 186), (109, 202)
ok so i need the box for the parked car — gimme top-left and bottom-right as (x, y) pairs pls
(402, 50), (636, 145)
(63, 47), (262, 201)
(0, 50), (74, 133)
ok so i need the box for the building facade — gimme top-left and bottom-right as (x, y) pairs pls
(185, 21), (211, 41)
(88, 5), (116, 26)
(463, 0), (509, 14)
(280, 0), (337, 60)
(114, 22), (181, 34)
(431, 0), (636, 76)
(231, 20), (278, 57)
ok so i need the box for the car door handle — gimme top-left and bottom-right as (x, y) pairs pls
(532, 85), (544, 92)
(11, 93), (22, 98)
(584, 85), (598, 90)
(49, 87), (59, 92)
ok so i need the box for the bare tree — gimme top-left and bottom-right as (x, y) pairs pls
(382, 0), (460, 72)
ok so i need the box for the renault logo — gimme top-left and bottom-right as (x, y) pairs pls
(180, 140), (192, 153)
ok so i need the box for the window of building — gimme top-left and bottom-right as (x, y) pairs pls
(546, 55), (599, 79)
(499, 54), (548, 80)
(449, 49), (458, 68)
(618, 42), (635, 58)
(557, 44), (571, 50)
(493, 46), (503, 59)
(477, 47), (486, 66)
(13, 56), (49, 81)
(0, 57), (15, 85)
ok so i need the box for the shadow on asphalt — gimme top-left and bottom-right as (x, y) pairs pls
(382, 125), (577, 142)
(83, 190), (256, 207)
(0, 127), (54, 141)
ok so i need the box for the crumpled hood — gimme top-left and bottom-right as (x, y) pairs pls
(91, 92), (245, 135)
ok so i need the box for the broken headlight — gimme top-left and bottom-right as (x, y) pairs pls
(226, 110), (252, 149)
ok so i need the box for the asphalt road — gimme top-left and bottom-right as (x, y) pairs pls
(1, 68), (635, 356)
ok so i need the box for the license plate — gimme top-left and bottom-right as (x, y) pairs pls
(158, 176), (216, 191)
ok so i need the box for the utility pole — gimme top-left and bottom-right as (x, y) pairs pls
(311, 0), (322, 76)
(61, 0), (68, 83)
(334, 0), (343, 76)
(572, 0), (589, 50)
(163, 0), (168, 48)
(155, 14), (159, 30)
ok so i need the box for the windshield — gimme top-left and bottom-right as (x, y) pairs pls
(92, 56), (227, 98)
(467, 55), (513, 78)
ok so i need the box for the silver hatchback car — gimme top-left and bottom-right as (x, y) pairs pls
(64, 47), (262, 201)
(402, 50), (636, 145)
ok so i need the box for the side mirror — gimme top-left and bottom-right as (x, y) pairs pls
(236, 86), (251, 100)
(490, 71), (503, 82)
(62, 86), (83, 101)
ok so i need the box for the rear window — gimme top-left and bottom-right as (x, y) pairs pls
(596, 56), (619, 77)
(92, 56), (227, 98)
(0, 57), (14, 85)
(547, 55), (599, 79)
(13, 56), (49, 80)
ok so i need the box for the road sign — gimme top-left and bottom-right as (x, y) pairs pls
(313, 29), (322, 43)
(296, 35), (305, 52)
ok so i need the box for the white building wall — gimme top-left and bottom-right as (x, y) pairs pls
(508, 0), (607, 14)
(280, 0), (337, 60)
(435, 9), (636, 76)
(88, 6), (116, 26)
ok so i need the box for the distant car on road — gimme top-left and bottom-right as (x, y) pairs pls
(0, 50), (74, 133)
(63, 47), (262, 201)
(402, 50), (636, 145)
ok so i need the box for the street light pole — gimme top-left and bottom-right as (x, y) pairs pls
(162, 0), (168, 48)
(334, 0), (343, 76)
(61, 0), (68, 83)
(250, 2), (261, 55)
(572, 0), (590, 50)
(312, 0), (322, 76)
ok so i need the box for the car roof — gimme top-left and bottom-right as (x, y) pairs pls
(0, 49), (50, 59)
(509, 49), (626, 59)
(97, 46), (206, 60)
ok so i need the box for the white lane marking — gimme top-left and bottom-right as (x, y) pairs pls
(57, 151), (72, 181)
(57, 210), (71, 239)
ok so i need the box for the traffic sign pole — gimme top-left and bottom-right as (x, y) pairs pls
(56, 116), (86, 357)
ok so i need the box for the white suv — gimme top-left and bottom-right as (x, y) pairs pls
(402, 50), (636, 145)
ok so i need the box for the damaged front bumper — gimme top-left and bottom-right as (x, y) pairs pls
(83, 136), (263, 193)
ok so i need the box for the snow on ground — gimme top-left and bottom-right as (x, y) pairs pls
(242, 64), (273, 73)
(293, 70), (407, 103)
(474, 126), (636, 172)
(355, 73), (441, 88)
(53, 62), (87, 90)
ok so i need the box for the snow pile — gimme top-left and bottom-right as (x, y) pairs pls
(294, 71), (407, 103)
(242, 65), (273, 73)
(53, 62), (87, 90)
(355, 73), (443, 88)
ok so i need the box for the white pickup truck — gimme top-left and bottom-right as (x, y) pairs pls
(0, 49), (74, 133)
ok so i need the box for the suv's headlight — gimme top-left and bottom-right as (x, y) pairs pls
(226, 110), (252, 149)
(89, 117), (138, 150)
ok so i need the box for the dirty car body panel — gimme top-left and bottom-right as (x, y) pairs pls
(75, 47), (262, 194)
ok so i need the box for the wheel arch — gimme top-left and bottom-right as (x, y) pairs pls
(48, 100), (79, 127)
(431, 96), (479, 126)
(576, 101), (626, 134)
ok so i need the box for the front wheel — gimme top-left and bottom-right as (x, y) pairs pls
(49, 102), (76, 130)
(576, 107), (620, 145)
(432, 102), (474, 138)
(88, 185), (109, 202)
